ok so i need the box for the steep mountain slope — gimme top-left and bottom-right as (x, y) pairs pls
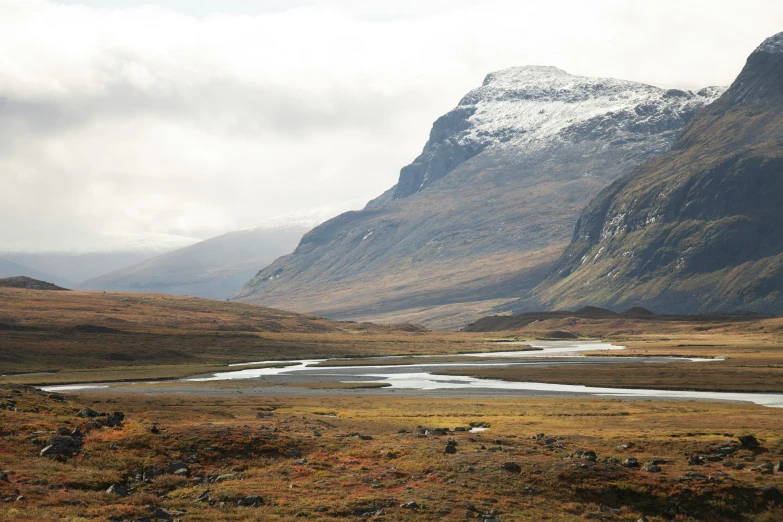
(236, 66), (722, 329)
(521, 32), (783, 314)
(80, 208), (347, 299)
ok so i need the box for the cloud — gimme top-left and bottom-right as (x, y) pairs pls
(0, 0), (781, 251)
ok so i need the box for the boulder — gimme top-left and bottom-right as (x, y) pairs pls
(106, 484), (128, 497)
(502, 462), (521, 473)
(77, 408), (100, 418)
(739, 435), (760, 449)
(622, 458), (640, 468)
(152, 507), (172, 520)
(580, 450), (597, 462)
(166, 460), (190, 475)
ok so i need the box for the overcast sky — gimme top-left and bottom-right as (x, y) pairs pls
(1, 0), (782, 252)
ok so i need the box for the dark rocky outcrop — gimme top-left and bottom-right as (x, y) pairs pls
(517, 31), (783, 315)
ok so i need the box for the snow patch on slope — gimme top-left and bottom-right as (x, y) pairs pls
(756, 31), (783, 54)
(456, 65), (724, 152)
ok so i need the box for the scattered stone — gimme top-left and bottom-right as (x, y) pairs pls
(359, 435), (373, 441)
(0, 473), (7, 482)
(152, 507), (172, 520)
(105, 411), (125, 427)
(687, 456), (704, 465)
(150, 424), (160, 434)
(400, 501), (419, 510)
(643, 464), (661, 473)
(465, 466), (475, 472)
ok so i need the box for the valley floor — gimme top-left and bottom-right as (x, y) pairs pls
(1, 386), (782, 521)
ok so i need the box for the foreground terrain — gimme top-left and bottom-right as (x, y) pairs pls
(1, 386), (782, 521)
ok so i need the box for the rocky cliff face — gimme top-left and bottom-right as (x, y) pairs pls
(235, 66), (722, 329)
(521, 32), (783, 314)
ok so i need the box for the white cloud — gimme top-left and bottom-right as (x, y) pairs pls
(0, 0), (781, 251)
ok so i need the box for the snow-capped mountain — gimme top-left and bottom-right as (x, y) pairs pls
(235, 66), (724, 329)
(387, 65), (723, 199)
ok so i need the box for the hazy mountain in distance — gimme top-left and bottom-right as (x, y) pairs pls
(235, 66), (724, 329)
(1, 232), (200, 285)
(80, 206), (354, 300)
(0, 257), (70, 287)
(520, 31), (783, 314)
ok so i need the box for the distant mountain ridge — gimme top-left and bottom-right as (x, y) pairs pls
(80, 206), (355, 300)
(235, 66), (723, 329)
(516, 31), (783, 315)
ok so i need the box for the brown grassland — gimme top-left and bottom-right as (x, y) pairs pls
(2, 288), (783, 520)
(1, 386), (782, 521)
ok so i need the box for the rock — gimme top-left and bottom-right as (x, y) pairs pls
(106, 484), (128, 497)
(622, 458), (640, 468)
(166, 460), (190, 475)
(40, 436), (82, 457)
(580, 450), (597, 462)
(761, 486), (783, 503)
(89, 420), (103, 429)
(150, 424), (160, 434)
(687, 456), (704, 465)
(57, 427), (71, 436)
(285, 447), (301, 458)
(445, 445), (457, 454)
(751, 462), (774, 474)
(105, 412), (125, 427)
(465, 466), (475, 472)
(144, 468), (164, 482)
(400, 501), (419, 510)
(637, 516), (648, 522)
(15, 496), (24, 502)
(775, 460), (783, 473)
(152, 507), (172, 520)
(0, 473), (8, 482)
(237, 495), (263, 507)
(739, 435), (760, 449)
(600, 504), (622, 515)
(643, 464), (661, 473)
(359, 434), (373, 441)
(77, 408), (100, 418)
(502, 462), (521, 473)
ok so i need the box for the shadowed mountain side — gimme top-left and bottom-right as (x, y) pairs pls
(515, 31), (783, 315)
(80, 226), (310, 300)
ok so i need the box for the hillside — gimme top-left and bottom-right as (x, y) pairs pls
(519, 31), (783, 314)
(0, 276), (68, 291)
(0, 288), (507, 381)
(235, 67), (722, 329)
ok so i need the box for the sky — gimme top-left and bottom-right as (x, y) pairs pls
(1, 0), (782, 252)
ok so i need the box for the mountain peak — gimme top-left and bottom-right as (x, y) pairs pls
(755, 31), (783, 55)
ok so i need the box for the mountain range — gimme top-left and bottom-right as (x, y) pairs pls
(234, 66), (723, 328)
(515, 31), (783, 315)
(79, 206), (352, 300)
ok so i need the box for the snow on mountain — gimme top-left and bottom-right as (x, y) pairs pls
(757, 31), (783, 54)
(392, 66), (725, 198)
